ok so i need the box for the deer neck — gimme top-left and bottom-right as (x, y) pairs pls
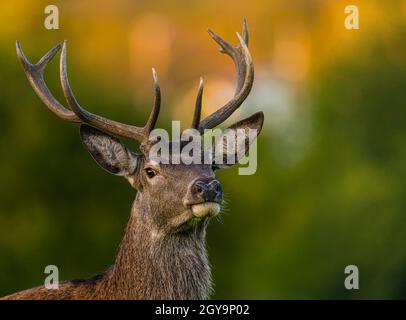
(101, 196), (212, 299)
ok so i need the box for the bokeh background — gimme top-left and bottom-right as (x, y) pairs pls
(1, 0), (406, 299)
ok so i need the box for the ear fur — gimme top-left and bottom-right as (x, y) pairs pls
(213, 111), (264, 169)
(79, 125), (141, 186)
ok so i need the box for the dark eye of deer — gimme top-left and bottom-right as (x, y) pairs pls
(145, 168), (157, 179)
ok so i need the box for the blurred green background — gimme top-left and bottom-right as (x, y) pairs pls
(1, 0), (406, 299)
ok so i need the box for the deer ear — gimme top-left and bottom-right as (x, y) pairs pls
(79, 124), (141, 182)
(212, 112), (264, 169)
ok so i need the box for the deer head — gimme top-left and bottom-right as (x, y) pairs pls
(5, 19), (266, 300)
(15, 20), (263, 236)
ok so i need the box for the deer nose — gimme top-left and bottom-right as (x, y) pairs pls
(192, 178), (223, 203)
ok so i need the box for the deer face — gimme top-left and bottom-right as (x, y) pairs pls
(79, 110), (263, 232)
(137, 160), (221, 232)
(16, 19), (262, 232)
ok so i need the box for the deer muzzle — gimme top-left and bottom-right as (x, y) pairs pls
(185, 178), (223, 218)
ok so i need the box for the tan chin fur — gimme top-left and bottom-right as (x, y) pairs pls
(191, 203), (220, 218)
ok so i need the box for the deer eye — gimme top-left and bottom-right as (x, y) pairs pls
(145, 168), (157, 179)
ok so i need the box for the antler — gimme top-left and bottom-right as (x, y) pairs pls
(191, 77), (204, 129)
(17, 20), (252, 141)
(193, 19), (254, 132)
(16, 40), (161, 143)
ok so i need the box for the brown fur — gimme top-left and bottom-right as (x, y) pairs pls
(2, 195), (211, 300)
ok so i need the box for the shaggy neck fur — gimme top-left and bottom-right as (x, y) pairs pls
(98, 198), (212, 300)
(1, 195), (212, 300)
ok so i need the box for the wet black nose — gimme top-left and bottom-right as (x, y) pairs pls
(191, 178), (223, 203)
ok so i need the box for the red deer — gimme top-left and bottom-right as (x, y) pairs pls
(2, 20), (263, 300)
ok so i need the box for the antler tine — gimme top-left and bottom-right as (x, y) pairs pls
(198, 19), (254, 132)
(60, 41), (159, 142)
(242, 18), (249, 46)
(144, 68), (161, 133)
(191, 77), (204, 129)
(16, 41), (80, 122)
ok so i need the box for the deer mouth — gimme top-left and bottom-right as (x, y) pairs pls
(190, 202), (221, 218)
